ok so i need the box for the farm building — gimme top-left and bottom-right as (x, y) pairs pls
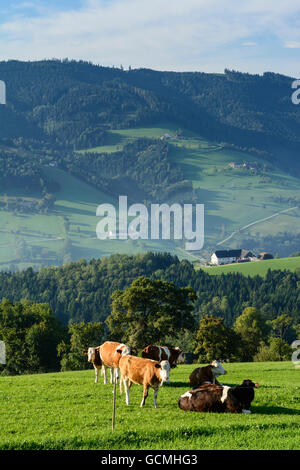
(258, 252), (274, 260)
(210, 249), (256, 265)
(211, 249), (242, 265)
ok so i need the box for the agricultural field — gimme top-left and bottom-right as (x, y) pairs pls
(1, 123), (300, 270)
(78, 124), (300, 256)
(200, 256), (300, 277)
(0, 362), (300, 450)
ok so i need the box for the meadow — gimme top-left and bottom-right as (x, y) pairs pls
(201, 256), (300, 277)
(1, 123), (300, 271)
(0, 361), (300, 450)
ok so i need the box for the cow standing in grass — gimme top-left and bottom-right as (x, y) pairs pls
(141, 345), (185, 368)
(119, 355), (170, 408)
(83, 341), (135, 384)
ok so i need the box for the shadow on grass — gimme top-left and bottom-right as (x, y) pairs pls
(253, 405), (300, 416)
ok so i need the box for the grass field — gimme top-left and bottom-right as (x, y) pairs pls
(78, 124), (300, 254)
(201, 256), (300, 277)
(1, 362), (300, 450)
(1, 123), (300, 270)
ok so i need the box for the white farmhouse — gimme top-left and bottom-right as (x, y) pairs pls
(210, 249), (242, 265)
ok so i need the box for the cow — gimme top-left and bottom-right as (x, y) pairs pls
(141, 345), (185, 368)
(83, 347), (104, 384)
(119, 355), (170, 408)
(178, 379), (259, 414)
(99, 341), (137, 384)
(188, 360), (227, 387)
(83, 341), (135, 384)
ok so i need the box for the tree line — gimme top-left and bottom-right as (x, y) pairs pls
(0, 252), (299, 328)
(0, 254), (299, 375)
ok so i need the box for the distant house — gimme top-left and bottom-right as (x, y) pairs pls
(258, 252), (273, 260)
(211, 249), (242, 265)
(211, 248), (256, 265)
(241, 249), (255, 259)
(160, 134), (172, 140)
(229, 162), (242, 169)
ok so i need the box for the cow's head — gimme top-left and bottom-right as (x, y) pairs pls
(155, 360), (170, 385)
(83, 347), (97, 363)
(116, 344), (134, 356)
(240, 379), (259, 388)
(211, 360), (227, 377)
(174, 347), (185, 364)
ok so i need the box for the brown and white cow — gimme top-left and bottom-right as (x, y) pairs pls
(99, 341), (137, 384)
(188, 360), (227, 387)
(178, 379), (259, 414)
(83, 347), (103, 384)
(83, 341), (135, 384)
(141, 345), (185, 368)
(119, 355), (170, 408)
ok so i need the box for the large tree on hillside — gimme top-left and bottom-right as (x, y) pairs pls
(234, 307), (269, 361)
(106, 276), (197, 349)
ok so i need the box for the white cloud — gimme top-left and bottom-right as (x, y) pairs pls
(285, 41), (300, 48)
(0, 0), (300, 74)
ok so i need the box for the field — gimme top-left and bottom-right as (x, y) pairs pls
(201, 256), (300, 277)
(79, 124), (300, 255)
(1, 123), (300, 270)
(1, 362), (300, 450)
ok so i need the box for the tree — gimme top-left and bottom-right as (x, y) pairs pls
(0, 299), (65, 375)
(234, 307), (269, 361)
(193, 315), (241, 362)
(58, 321), (103, 371)
(254, 338), (292, 362)
(106, 276), (196, 349)
(271, 314), (293, 340)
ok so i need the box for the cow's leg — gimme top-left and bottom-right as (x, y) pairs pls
(140, 384), (149, 407)
(102, 365), (108, 385)
(153, 388), (159, 408)
(94, 365), (99, 384)
(114, 367), (119, 384)
(124, 378), (130, 405)
(109, 367), (114, 384)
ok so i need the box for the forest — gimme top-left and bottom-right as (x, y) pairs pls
(0, 253), (298, 375)
(0, 252), (299, 329)
(0, 60), (300, 173)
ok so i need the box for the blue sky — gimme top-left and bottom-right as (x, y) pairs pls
(0, 0), (300, 77)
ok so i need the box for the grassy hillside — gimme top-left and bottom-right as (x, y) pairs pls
(0, 160), (196, 271)
(201, 256), (300, 277)
(0, 362), (299, 450)
(1, 123), (299, 270)
(79, 125), (300, 257)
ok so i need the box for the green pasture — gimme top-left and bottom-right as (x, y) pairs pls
(201, 256), (300, 277)
(0, 362), (299, 450)
(78, 124), (300, 251)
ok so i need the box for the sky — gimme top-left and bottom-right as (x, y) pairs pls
(0, 0), (300, 77)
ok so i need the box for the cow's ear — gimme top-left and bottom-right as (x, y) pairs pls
(83, 349), (88, 355)
(155, 363), (161, 369)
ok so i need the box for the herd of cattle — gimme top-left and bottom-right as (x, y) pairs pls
(83, 341), (259, 414)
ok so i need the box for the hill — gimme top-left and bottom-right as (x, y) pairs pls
(0, 60), (300, 269)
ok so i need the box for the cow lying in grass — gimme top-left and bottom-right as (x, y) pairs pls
(119, 355), (170, 408)
(188, 360), (227, 387)
(178, 380), (259, 414)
